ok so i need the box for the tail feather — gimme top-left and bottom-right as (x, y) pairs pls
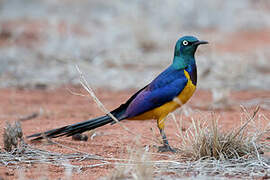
(27, 98), (129, 141)
(27, 115), (114, 141)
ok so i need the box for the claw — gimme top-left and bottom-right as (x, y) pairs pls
(158, 145), (176, 153)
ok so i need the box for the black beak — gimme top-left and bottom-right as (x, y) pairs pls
(194, 40), (208, 46)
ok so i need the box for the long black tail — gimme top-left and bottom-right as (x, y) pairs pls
(27, 87), (143, 141)
(27, 115), (115, 141)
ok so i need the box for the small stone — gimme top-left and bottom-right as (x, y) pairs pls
(72, 133), (88, 141)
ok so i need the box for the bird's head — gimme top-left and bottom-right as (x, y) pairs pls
(172, 36), (208, 69)
(174, 36), (208, 58)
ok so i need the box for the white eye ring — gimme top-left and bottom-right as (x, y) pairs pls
(183, 40), (189, 46)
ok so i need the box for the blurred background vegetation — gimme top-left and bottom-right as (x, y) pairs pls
(0, 0), (269, 90)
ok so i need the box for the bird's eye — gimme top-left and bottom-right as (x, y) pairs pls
(182, 40), (189, 46)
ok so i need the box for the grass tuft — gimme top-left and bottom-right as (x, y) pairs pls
(3, 121), (23, 152)
(177, 106), (269, 160)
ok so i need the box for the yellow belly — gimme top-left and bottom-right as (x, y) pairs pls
(129, 70), (196, 120)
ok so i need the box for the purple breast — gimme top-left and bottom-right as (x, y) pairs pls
(186, 64), (197, 85)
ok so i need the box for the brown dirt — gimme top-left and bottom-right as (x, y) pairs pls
(215, 30), (270, 53)
(0, 86), (269, 179)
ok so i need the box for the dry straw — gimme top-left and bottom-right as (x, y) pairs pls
(175, 106), (268, 160)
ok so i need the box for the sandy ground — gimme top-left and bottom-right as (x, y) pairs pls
(0, 87), (269, 179)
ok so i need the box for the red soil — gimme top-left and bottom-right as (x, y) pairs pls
(215, 30), (270, 53)
(0, 87), (269, 179)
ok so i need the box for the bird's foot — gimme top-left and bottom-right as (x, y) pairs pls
(158, 145), (176, 153)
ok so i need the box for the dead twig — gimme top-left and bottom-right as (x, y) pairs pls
(19, 112), (39, 122)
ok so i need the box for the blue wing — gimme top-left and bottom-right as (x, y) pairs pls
(124, 66), (188, 118)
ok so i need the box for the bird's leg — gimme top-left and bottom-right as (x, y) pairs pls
(159, 129), (176, 152)
(157, 118), (175, 152)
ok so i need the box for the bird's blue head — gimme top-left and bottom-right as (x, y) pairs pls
(173, 36), (208, 69)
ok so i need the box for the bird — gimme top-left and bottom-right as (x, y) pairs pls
(27, 36), (208, 152)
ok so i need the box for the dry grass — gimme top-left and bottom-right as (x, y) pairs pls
(1, 109), (269, 179)
(175, 106), (269, 161)
(159, 105), (270, 178)
(3, 121), (23, 152)
(1, 122), (106, 172)
(105, 143), (154, 180)
(0, 140), (103, 169)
